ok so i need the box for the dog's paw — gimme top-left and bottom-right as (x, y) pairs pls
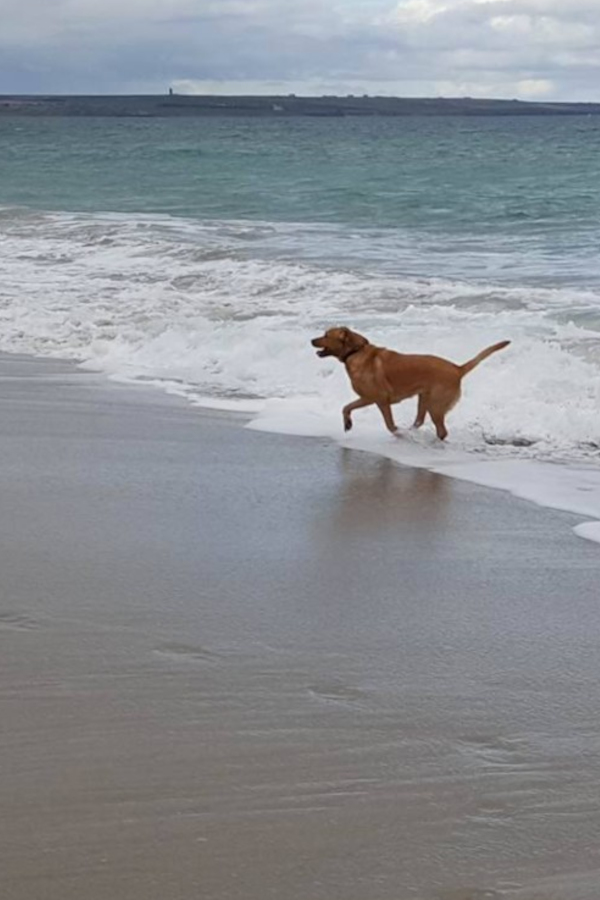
(343, 418), (353, 432)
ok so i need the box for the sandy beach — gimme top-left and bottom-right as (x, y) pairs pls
(2, 352), (600, 900)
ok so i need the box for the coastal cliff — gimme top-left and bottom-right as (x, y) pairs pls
(2, 94), (600, 117)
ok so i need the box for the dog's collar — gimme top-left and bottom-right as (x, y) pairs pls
(340, 346), (363, 364)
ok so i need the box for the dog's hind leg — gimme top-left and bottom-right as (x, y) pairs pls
(428, 385), (460, 441)
(429, 410), (448, 441)
(412, 394), (428, 429)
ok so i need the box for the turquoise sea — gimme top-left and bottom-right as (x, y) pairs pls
(2, 113), (600, 533)
(1, 115), (599, 232)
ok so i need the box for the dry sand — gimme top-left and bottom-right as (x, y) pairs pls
(1, 353), (600, 900)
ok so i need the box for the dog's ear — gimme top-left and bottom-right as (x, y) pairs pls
(345, 329), (368, 351)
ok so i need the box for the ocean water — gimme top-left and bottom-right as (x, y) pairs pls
(2, 114), (600, 539)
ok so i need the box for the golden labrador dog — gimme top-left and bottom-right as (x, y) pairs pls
(311, 327), (510, 440)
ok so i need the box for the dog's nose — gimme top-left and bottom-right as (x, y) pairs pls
(311, 338), (320, 347)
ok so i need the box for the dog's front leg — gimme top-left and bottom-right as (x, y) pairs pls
(342, 398), (374, 432)
(376, 401), (398, 435)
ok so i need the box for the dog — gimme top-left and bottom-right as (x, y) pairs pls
(311, 327), (510, 440)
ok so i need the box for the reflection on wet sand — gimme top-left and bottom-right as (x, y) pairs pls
(327, 448), (451, 534)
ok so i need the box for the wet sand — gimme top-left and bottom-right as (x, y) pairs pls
(1, 353), (600, 900)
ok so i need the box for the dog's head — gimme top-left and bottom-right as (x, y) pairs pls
(311, 327), (369, 361)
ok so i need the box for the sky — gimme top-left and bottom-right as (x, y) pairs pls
(0, 0), (598, 100)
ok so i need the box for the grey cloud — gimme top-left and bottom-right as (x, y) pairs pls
(0, 0), (599, 99)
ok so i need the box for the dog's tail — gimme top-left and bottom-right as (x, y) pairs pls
(459, 340), (511, 378)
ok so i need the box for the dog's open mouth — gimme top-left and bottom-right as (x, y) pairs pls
(311, 337), (332, 358)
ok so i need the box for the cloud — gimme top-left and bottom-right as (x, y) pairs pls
(0, 0), (599, 99)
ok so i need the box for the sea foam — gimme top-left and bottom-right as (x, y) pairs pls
(2, 207), (600, 542)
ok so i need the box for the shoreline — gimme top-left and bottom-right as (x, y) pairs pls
(4, 346), (600, 547)
(2, 351), (600, 899)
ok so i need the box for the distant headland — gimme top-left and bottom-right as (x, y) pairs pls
(1, 94), (600, 118)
